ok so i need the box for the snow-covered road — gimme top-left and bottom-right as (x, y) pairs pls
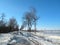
(0, 32), (60, 45)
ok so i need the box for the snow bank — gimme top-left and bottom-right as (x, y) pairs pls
(0, 33), (13, 45)
(32, 32), (60, 45)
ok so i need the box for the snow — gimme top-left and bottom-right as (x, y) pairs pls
(0, 33), (13, 45)
(0, 31), (60, 45)
(32, 32), (60, 45)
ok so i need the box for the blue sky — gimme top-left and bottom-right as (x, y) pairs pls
(0, 0), (60, 30)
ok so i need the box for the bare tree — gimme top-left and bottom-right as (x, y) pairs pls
(8, 17), (19, 31)
(0, 13), (6, 27)
(21, 7), (38, 33)
(30, 8), (38, 33)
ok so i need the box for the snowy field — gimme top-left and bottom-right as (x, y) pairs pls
(0, 31), (60, 45)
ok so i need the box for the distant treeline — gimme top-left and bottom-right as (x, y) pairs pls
(0, 26), (19, 33)
(0, 8), (38, 33)
(0, 13), (19, 33)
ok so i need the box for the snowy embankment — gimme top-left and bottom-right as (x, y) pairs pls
(0, 31), (60, 45)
